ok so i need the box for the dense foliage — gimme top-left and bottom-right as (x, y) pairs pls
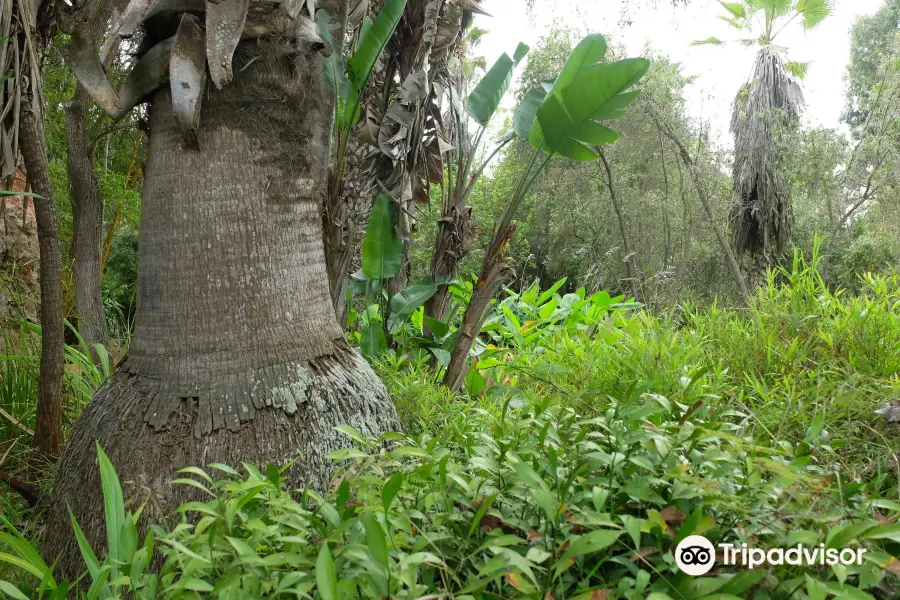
(1, 1), (899, 598)
(5, 252), (900, 598)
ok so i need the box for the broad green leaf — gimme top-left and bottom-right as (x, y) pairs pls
(317, 9), (350, 100)
(207, 463), (240, 475)
(550, 33), (608, 96)
(97, 443), (125, 579)
(719, 2), (746, 19)
(362, 512), (390, 567)
(590, 90), (641, 121)
(466, 42), (529, 126)
(361, 194), (403, 279)
(341, 0), (406, 127)
(316, 545), (338, 600)
(718, 570), (767, 595)
(383, 474), (403, 512)
(158, 538), (212, 563)
(173, 579), (214, 592)
(326, 447), (371, 461)
(532, 57), (649, 160)
(429, 347), (451, 367)
(466, 493), (498, 538)
(390, 283), (440, 322)
(538, 277), (567, 304)
(513, 42), (529, 63)
(803, 410), (825, 442)
(570, 120), (620, 146)
(827, 521), (877, 549)
(512, 462), (558, 518)
(0, 582), (30, 600)
(334, 424), (366, 444)
(561, 528), (622, 559)
(513, 89), (545, 139)
(347, 0), (406, 91)
(390, 446), (429, 458)
(465, 367), (486, 396)
(864, 523), (900, 542)
(423, 316), (450, 339)
(360, 322), (387, 361)
(559, 59), (649, 124)
(177, 466), (213, 483)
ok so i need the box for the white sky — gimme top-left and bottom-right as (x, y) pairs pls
(473, 0), (885, 146)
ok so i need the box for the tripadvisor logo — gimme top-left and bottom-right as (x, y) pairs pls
(675, 535), (716, 575)
(675, 535), (867, 576)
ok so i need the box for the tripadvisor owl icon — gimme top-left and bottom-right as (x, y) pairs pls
(675, 535), (716, 576)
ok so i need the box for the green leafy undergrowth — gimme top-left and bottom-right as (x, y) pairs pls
(396, 247), (900, 480)
(3, 387), (900, 599)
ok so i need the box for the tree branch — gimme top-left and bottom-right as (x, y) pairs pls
(0, 470), (40, 507)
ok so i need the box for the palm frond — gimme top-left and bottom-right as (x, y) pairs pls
(796, 0), (832, 30)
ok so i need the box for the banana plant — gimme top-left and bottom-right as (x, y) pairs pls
(318, 0), (407, 150)
(355, 42), (532, 362)
(317, 0), (407, 323)
(426, 42), (530, 325)
(442, 33), (650, 391)
(355, 193), (400, 361)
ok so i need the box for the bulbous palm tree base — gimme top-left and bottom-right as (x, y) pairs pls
(41, 340), (399, 576)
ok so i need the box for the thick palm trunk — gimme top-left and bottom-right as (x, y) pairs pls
(65, 85), (109, 349)
(44, 45), (399, 572)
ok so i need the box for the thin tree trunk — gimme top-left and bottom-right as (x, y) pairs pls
(65, 84), (108, 349)
(674, 158), (694, 301)
(651, 110), (751, 304)
(658, 126), (672, 272)
(44, 42), (400, 575)
(20, 108), (65, 460)
(598, 149), (638, 296)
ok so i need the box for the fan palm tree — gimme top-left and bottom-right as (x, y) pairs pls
(695, 0), (832, 274)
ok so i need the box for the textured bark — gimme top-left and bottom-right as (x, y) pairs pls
(65, 85), (109, 349)
(324, 138), (375, 326)
(43, 42), (400, 574)
(443, 219), (519, 391)
(442, 254), (502, 391)
(19, 109), (65, 459)
(424, 202), (471, 323)
(0, 168), (40, 323)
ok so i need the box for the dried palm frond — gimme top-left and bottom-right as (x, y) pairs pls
(64, 0), (328, 145)
(1, 1), (48, 182)
(730, 46), (803, 258)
